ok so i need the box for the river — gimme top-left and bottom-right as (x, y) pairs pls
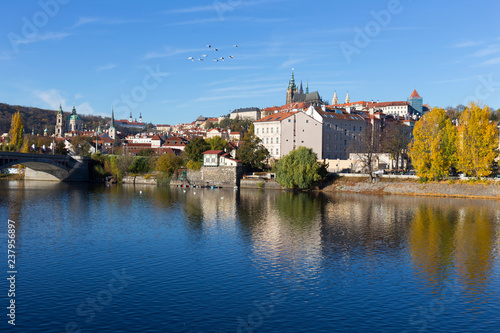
(0, 181), (499, 332)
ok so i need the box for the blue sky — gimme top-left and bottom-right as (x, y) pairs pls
(1, 0), (499, 125)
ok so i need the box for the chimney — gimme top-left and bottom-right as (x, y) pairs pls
(321, 105), (326, 111)
(346, 107), (351, 114)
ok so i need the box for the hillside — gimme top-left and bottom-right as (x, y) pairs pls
(0, 103), (110, 135)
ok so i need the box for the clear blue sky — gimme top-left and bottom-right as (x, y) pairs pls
(1, 0), (499, 125)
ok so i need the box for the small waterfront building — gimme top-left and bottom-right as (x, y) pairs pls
(202, 150), (241, 167)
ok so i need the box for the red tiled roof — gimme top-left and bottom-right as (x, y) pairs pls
(202, 150), (225, 155)
(410, 89), (421, 98)
(151, 135), (162, 140)
(255, 111), (298, 122)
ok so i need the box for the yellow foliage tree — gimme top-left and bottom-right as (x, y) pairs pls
(409, 108), (456, 180)
(456, 103), (499, 178)
(8, 111), (24, 150)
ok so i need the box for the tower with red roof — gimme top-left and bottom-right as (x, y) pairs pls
(408, 89), (423, 115)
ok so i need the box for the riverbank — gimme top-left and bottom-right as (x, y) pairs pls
(322, 176), (500, 200)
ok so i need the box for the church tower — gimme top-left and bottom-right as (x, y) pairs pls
(332, 91), (339, 105)
(139, 112), (142, 123)
(129, 112), (133, 123)
(286, 69), (298, 105)
(109, 108), (116, 140)
(55, 104), (65, 137)
(345, 91), (350, 104)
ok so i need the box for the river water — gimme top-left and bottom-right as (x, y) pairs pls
(0, 181), (499, 332)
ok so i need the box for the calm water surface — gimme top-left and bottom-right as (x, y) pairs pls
(1, 181), (499, 332)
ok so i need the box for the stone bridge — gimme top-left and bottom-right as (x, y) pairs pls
(0, 152), (89, 182)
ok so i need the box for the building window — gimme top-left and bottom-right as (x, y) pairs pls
(276, 127), (279, 133)
(256, 128), (259, 134)
(276, 149), (279, 155)
(306, 120), (309, 123)
(288, 119), (291, 122)
(266, 138), (269, 144)
(276, 137), (279, 144)
(266, 127), (269, 133)
(271, 138), (273, 144)
(271, 127), (273, 133)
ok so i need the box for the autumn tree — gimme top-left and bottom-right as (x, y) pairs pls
(156, 153), (184, 176)
(349, 122), (382, 179)
(382, 121), (412, 170)
(8, 110), (24, 151)
(206, 136), (229, 151)
(409, 108), (456, 180)
(455, 103), (499, 178)
(275, 146), (326, 189)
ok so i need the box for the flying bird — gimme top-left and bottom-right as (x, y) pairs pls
(206, 45), (211, 48)
(229, 56), (234, 59)
(213, 58), (219, 62)
(188, 57), (194, 61)
(234, 45), (238, 47)
(214, 48), (218, 51)
(220, 57), (224, 61)
(202, 54), (207, 57)
(198, 58), (204, 61)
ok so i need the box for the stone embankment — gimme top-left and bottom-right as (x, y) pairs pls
(325, 176), (500, 199)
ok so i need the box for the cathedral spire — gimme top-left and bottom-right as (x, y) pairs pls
(110, 108), (115, 129)
(305, 81), (309, 94)
(332, 91), (338, 105)
(72, 104), (77, 114)
(345, 91), (350, 104)
(58, 103), (63, 114)
(299, 81), (304, 94)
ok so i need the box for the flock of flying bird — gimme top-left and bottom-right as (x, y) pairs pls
(188, 44), (238, 62)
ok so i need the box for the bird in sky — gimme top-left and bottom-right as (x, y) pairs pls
(234, 45), (238, 47)
(198, 58), (204, 61)
(202, 54), (207, 57)
(229, 56), (234, 59)
(213, 58), (218, 62)
(214, 48), (218, 51)
(188, 57), (194, 61)
(220, 57), (225, 61)
(206, 45), (211, 48)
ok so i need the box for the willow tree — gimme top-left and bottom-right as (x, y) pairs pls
(409, 108), (456, 180)
(456, 103), (498, 178)
(276, 146), (325, 189)
(8, 111), (24, 150)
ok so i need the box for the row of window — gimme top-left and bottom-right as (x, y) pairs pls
(270, 148), (279, 156)
(326, 123), (363, 132)
(256, 126), (279, 134)
(265, 137), (279, 144)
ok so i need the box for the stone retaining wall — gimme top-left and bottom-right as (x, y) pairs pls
(122, 176), (158, 185)
(240, 179), (284, 190)
(328, 178), (500, 199)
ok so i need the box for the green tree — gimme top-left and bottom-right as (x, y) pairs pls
(206, 136), (229, 151)
(409, 107), (456, 180)
(156, 153), (184, 176)
(184, 137), (211, 162)
(456, 103), (499, 178)
(8, 110), (24, 150)
(237, 131), (270, 169)
(275, 146), (324, 189)
(55, 141), (69, 155)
